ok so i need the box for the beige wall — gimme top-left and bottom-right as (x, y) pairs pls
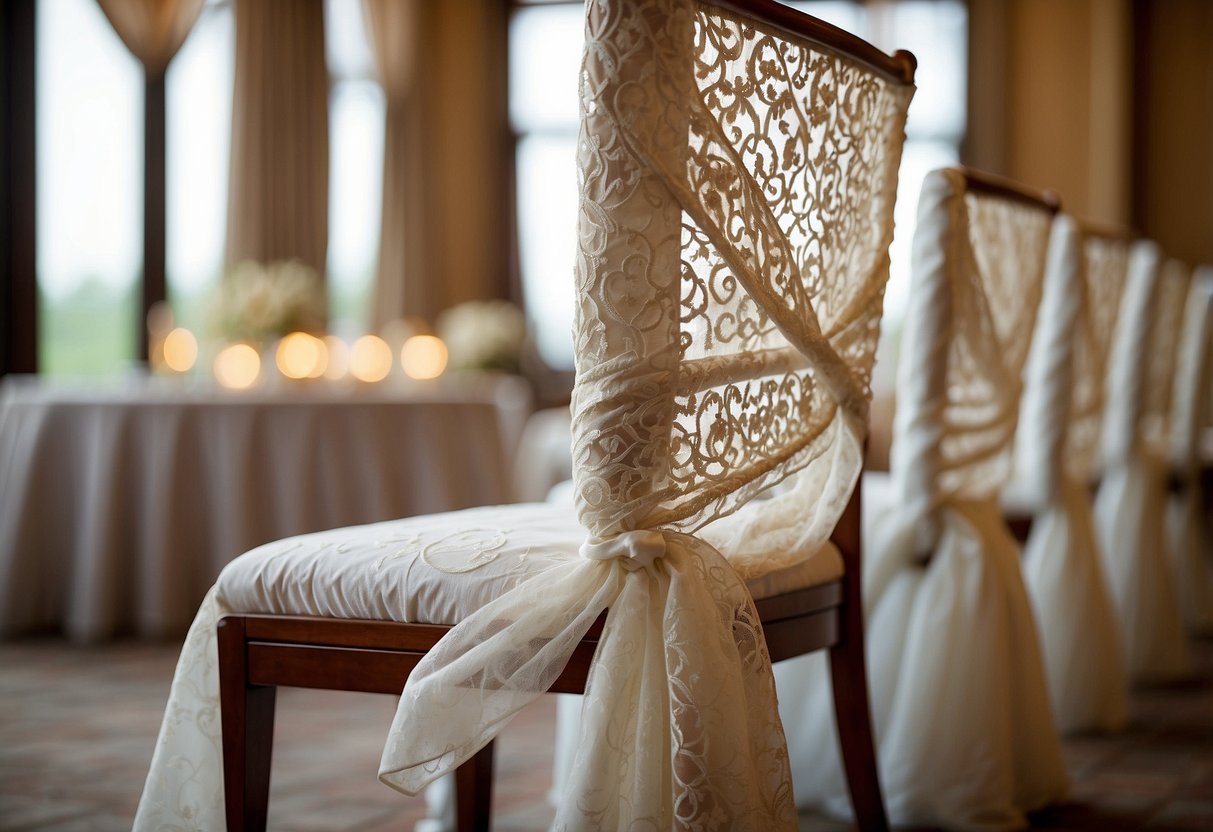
(1133, 0), (1213, 266)
(969, 0), (1131, 224)
(968, 0), (1212, 265)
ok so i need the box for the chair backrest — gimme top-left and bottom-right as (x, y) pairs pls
(1065, 223), (1135, 483)
(891, 167), (1058, 548)
(1016, 218), (1142, 505)
(569, 0), (916, 576)
(1102, 239), (1164, 465)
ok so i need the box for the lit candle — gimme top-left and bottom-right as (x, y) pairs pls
(401, 335), (448, 380)
(349, 335), (392, 383)
(214, 343), (261, 389)
(162, 327), (198, 373)
(275, 332), (326, 380)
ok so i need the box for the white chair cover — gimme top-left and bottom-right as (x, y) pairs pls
(133, 2), (914, 829)
(1093, 248), (1191, 680)
(777, 168), (1069, 830)
(1018, 218), (1129, 734)
(1166, 269), (1213, 632)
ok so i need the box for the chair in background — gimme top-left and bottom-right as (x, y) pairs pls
(776, 167), (1069, 830)
(1094, 248), (1191, 681)
(1165, 269), (1213, 633)
(1013, 218), (1131, 734)
(133, 1), (917, 830)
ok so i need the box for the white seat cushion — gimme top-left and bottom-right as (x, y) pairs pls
(216, 503), (842, 626)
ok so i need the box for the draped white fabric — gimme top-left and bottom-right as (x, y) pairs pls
(1017, 218), (1128, 734)
(1094, 245), (1191, 680)
(778, 168), (1069, 830)
(135, 2), (913, 829)
(1166, 270), (1213, 632)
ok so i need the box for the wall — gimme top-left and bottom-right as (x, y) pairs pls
(966, 0), (1213, 268)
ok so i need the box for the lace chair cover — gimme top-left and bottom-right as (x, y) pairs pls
(777, 168), (1068, 830)
(134, 1), (914, 830)
(1017, 217), (1128, 734)
(1166, 269), (1213, 632)
(386, 4), (910, 827)
(1093, 245), (1191, 679)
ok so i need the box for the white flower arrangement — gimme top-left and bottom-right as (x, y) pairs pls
(437, 300), (527, 373)
(215, 260), (326, 346)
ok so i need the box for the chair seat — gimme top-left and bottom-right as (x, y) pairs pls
(216, 503), (843, 627)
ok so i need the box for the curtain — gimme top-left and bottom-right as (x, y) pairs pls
(362, 0), (508, 326)
(225, 0), (329, 279)
(96, 0), (203, 77)
(363, 0), (430, 326)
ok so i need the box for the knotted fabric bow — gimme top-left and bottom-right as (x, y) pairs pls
(377, 525), (797, 830)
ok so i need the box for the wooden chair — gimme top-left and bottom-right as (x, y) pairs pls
(216, 2), (917, 829)
(825, 166), (1070, 827)
(219, 492), (879, 831)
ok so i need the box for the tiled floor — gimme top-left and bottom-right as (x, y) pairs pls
(0, 637), (1210, 831)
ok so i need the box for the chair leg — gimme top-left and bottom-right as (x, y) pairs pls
(218, 616), (278, 832)
(828, 580), (889, 832)
(454, 740), (495, 832)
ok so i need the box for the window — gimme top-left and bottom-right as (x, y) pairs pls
(509, 4), (583, 370)
(325, 0), (384, 336)
(37, 0), (142, 376)
(166, 0), (233, 337)
(508, 0), (968, 377)
(35, 0), (386, 376)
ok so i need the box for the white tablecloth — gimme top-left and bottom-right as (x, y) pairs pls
(0, 374), (530, 641)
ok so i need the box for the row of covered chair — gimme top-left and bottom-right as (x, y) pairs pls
(766, 167), (1213, 830)
(131, 1), (1213, 830)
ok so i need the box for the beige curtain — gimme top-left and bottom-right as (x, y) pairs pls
(225, 0), (329, 279)
(362, 0), (508, 327)
(96, 0), (203, 77)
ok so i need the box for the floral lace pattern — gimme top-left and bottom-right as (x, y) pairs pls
(1066, 230), (1131, 481)
(931, 182), (1053, 502)
(387, 0), (909, 825)
(134, 2), (913, 829)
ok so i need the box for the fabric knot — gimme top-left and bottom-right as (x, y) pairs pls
(579, 530), (667, 571)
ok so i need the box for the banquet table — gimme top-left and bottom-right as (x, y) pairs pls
(0, 373), (531, 642)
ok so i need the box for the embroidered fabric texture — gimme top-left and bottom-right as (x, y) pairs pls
(382, 3), (911, 828)
(777, 169), (1069, 830)
(134, 1), (914, 830)
(1018, 217), (1128, 734)
(1094, 242), (1191, 680)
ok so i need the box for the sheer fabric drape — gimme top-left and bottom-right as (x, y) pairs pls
(1093, 246), (1191, 680)
(134, 1), (913, 829)
(777, 169), (1069, 830)
(225, 0), (329, 277)
(1017, 219), (1129, 734)
(95, 0), (203, 77)
(362, 0), (510, 325)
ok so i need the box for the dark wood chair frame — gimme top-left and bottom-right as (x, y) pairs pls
(218, 3), (915, 829)
(218, 489), (889, 831)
